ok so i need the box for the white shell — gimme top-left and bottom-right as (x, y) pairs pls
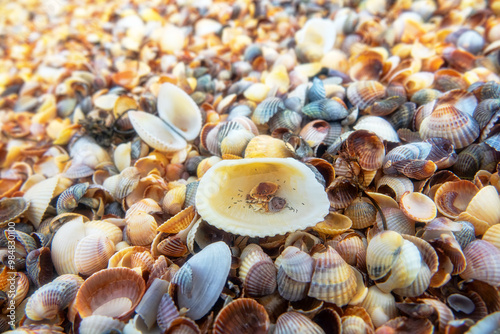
(195, 158), (330, 237)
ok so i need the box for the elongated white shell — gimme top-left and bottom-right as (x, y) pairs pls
(157, 83), (202, 141)
(128, 111), (187, 152)
(175, 241), (231, 320)
(195, 158), (330, 237)
(23, 176), (60, 228)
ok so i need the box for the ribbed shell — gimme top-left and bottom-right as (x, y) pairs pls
(341, 316), (374, 334)
(313, 213), (353, 235)
(366, 231), (403, 280)
(277, 246), (314, 301)
(56, 182), (89, 214)
(346, 130), (385, 171)
(23, 176), (60, 228)
(213, 298), (269, 334)
(461, 240), (500, 286)
(239, 246), (277, 297)
(74, 267), (146, 320)
(376, 175), (414, 202)
(157, 206), (196, 234)
(274, 311), (325, 334)
(354, 116), (400, 142)
(252, 97), (285, 125)
(300, 120), (330, 147)
(125, 211), (158, 246)
(268, 109), (303, 133)
(308, 246), (357, 306)
(419, 104), (480, 149)
(460, 185), (500, 235)
(74, 234), (115, 276)
(400, 192), (437, 222)
(157, 293), (180, 332)
(0, 197), (29, 226)
(327, 177), (358, 210)
(344, 198), (377, 229)
(301, 99), (348, 121)
(79, 315), (125, 334)
(360, 285), (397, 328)
(25, 274), (84, 321)
(434, 181), (479, 219)
(376, 208), (415, 235)
(347, 81), (386, 110)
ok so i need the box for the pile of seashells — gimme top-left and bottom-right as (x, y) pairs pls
(2, 0), (500, 333)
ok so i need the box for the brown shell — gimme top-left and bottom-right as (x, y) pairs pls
(213, 298), (270, 334)
(434, 181), (479, 219)
(346, 130), (385, 171)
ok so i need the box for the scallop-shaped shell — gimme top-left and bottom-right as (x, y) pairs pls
(128, 111), (187, 152)
(354, 116), (399, 143)
(0, 197), (29, 226)
(376, 175), (414, 202)
(483, 224), (500, 250)
(23, 177), (60, 228)
(244, 136), (294, 159)
(461, 240), (500, 286)
(327, 177), (358, 210)
(295, 18), (336, 54)
(459, 185), (500, 235)
(135, 278), (170, 329)
(308, 246), (358, 306)
(175, 241), (231, 320)
(195, 158), (329, 237)
(157, 83), (202, 141)
(125, 211), (158, 246)
(269, 109), (303, 134)
(74, 234), (115, 276)
(400, 192), (437, 222)
(419, 104), (480, 149)
(213, 298), (270, 334)
(346, 130), (385, 171)
(252, 97), (285, 125)
(376, 208), (415, 235)
(300, 120), (330, 147)
(466, 311), (500, 333)
(347, 81), (386, 110)
(25, 274), (84, 321)
(157, 206), (196, 234)
(26, 247), (53, 288)
(74, 267), (146, 320)
(56, 182), (89, 215)
(277, 246), (314, 301)
(79, 315), (126, 334)
(434, 181), (479, 219)
(360, 285), (397, 328)
(274, 311), (325, 334)
(366, 231), (404, 280)
(344, 199), (377, 229)
(341, 315), (374, 334)
(313, 213), (353, 235)
(301, 99), (348, 121)
(220, 129), (255, 157)
(239, 245), (277, 297)
(51, 216), (87, 275)
(157, 292), (180, 332)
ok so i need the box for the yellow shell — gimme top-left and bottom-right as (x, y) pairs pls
(244, 135), (294, 159)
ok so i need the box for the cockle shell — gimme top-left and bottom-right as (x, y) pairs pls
(295, 18), (336, 54)
(434, 181), (479, 219)
(239, 244), (277, 297)
(400, 192), (437, 222)
(277, 246), (314, 301)
(23, 176), (60, 228)
(195, 158), (330, 237)
(274, 311), (325, 334)
(174, 241), (231, 320)
(25, 274), (84, 321)
(457, 185), (500, 235)
(213, 298), (270, 334)
(461, 240), (500, 286)
(308, 246), (361, 307)
(79, 315), (126, 334)
(360, 285), (397, 328)
(74, 267), (146, 320)
(74, 234), (115, 276)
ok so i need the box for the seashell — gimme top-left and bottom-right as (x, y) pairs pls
(349, 49), (384, 82)
(213, 298), (270, 334)
(419, 104), (480, 149)
(220, 129), (254, 157)
(301, 99), (348, 121)
(341, 315), (374, 334)
(326, 177), (359, 210)
(162, 185), (186, 215)
(385, 158), (436, 180)
(74, 267), (145, 321)
(366, 230), (404, 280)
(452, 220), (476, 250)
(274, 311), (325, 334)
(360, 285), (398, 328)
(0, 197), (29, 226)
(135, 278), (169, 329)
(465, 311), (500, 333)
(163, 316), (200, 333)
(125, 211), (158, 246)
(295, 18), (336, 54)
(308, 246), (359, 307)
(425, 137), (458, 169)
(460, 240), (500, 286)
(244, 135), (294, 159)
(434, 181), (479, 219)
(74, 234), (115, 276)
(56, 182), (89, 215)
(26, 247), (53, 288)
(252, 97), (285, 125)
(375, 208), (415, 235)
(302, 158), (335, 188)
(458, 185), (500, 235)
(300, 120), (330, 147)
(346, 130), (385, 171)
(344, 198), (377, 229)
(157, 206), (196, 234)
(25, 274), (84, 321)
(388, 102), (416, 131)
(400, 192), (437, 223)
(457, 30), (485, 55)
(23, 177), (60, 228)
(354, 116), (399, 143)
(157, 292), (180, 332)
(307, 78), (326, 102)
(313, 213), (353, 236)
(239, 244), (277, 297)
(174, 241), (231, 320)
(483, 224), (500, 251)
(269, 109), (303, 134)
(277, 246), (314, 301)
(335, 233), (366, 268)
(79, 315), (126, 334)
(473, 99), (500, 129)
(128, 110), (187, 153)
(347, 81), (386, 110)
(196, 158), (329, 237)
(376, 175), (413, 202)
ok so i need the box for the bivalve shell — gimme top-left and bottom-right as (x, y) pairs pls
(400, 192), (437, 222)
(460, 240), (500, 286)
(274, 311), (325, 334)
(213, 298), (270, 334)
(277, 246), (314, 301)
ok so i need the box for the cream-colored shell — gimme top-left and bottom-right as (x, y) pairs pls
(195, 158), (330, 237)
